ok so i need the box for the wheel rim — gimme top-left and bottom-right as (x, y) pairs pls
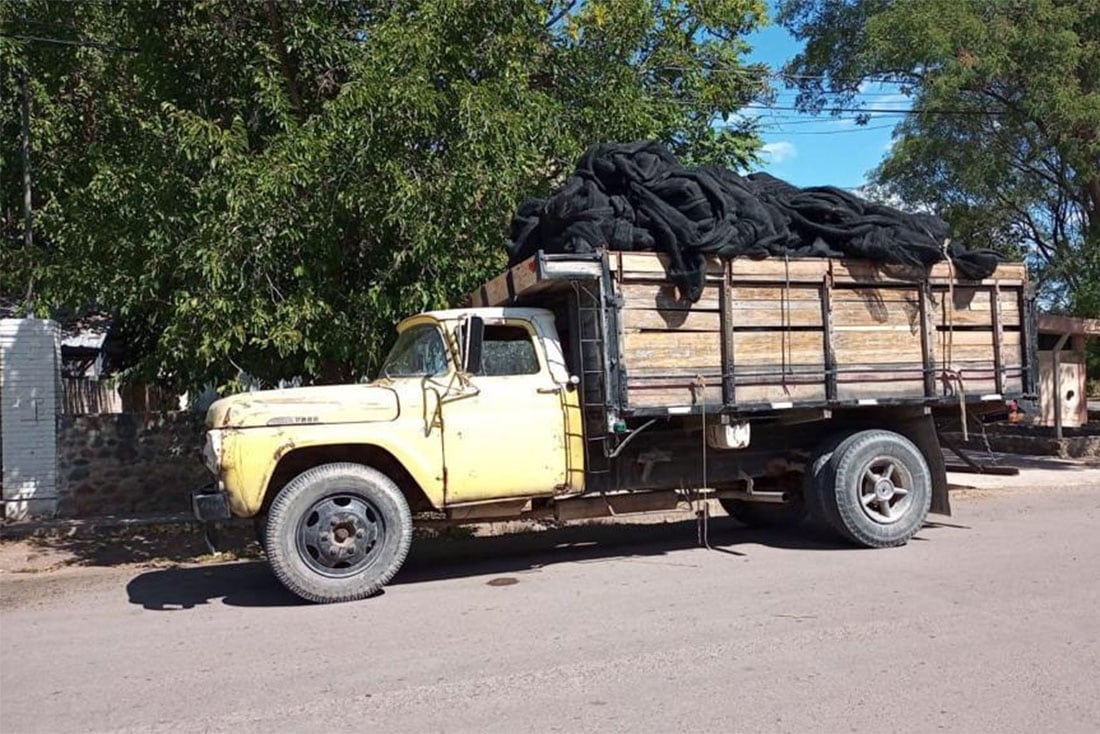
(295, 493), (384, 578)
(857, 455), (914, 525)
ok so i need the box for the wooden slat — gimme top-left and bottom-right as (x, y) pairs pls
(831, 298), (922, 328)
(730, 304), (823, 328)
(837, 380), (927, 400)
(615, 252), (725, 278)
(623, 330), (827, 372)
(730, 383), (826, 403)
(622, 331), (722, 370)
(729, 259), (829, 282)
(483, 272), (510, 306)
(728, 286), (822, 302)
(622, 309), (720, 332)
(619, 282), (721, 310)
(833, 329), (925, 364)
(934, 287), (1022, 327)
(731, 331), (825, 366)
(929, 262), (1027, 281)
(626, 384), (723, 408)
(628, 382), (826, 408)
(831, 261), (928, 284)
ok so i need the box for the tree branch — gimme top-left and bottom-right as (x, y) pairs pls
(263, 0), (306, 122)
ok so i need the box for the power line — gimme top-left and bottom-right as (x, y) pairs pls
(763, 123), (898, 135)
(652, 62), (916, 86)
(709, 101), (989, 116)
(0, 32), (139, 53)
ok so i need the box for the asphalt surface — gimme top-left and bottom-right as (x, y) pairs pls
(2, 484), (1099, 734)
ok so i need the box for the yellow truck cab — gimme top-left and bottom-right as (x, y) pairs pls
(193, 250), (1037, 603)
(196, 306), (585, 602)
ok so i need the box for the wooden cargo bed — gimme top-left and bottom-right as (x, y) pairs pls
(469, 250), (1036, 416)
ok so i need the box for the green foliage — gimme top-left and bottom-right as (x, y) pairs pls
(2, 0), (767, 391)
(780, 0), (1100, 325)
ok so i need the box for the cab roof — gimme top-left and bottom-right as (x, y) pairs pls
(398, 307), (554, 331)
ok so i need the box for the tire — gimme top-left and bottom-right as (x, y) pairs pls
(720, 498), (803, 528)
(802, 433), (850, 533)
(265, 462), (413, 603)
(819, 430), (932, 548)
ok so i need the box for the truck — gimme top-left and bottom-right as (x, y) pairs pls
(193, 250), (1037, 603)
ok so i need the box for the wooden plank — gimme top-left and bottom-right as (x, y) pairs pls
(622, 331), (722, 370)
(934, 288), (1023, 327)
(733, 383), (826, 403)
(622, 309), (721, 332)
(627, 383), (723, 408)
(929, 262), (1027, 281)
(615, 252), (725, 278)
(837, 380), (928, 400)
(623, 331), (827, 372)
(991, 283), (1004, 394)
(615, 254), (1028, 286)
(831, 300), (922, 327)
(831, 260), (928, 284)
(731, 331), (826, 367)
(833, 329), (925, 363)
(483, 271), (510, 306)
(628, 382), (826, 408)
(729, 259), (829, 282)
(728, 286), (822, 302)
(731, 302), (823, 328)
(719, 269), (736, 405)
(619, 282), (721, 311)
(937, 330), (1020, 348)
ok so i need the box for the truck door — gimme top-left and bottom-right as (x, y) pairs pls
(441, 320), (569, 504)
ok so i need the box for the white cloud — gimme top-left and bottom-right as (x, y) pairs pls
(760, 141), (797, 163)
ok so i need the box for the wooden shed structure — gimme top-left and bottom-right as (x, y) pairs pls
(1037, 314), (1099, 434)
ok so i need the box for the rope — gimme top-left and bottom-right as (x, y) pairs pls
(781, 255), (792, 394)
(940, 238), (968, 440)
(694, 374), (712, 549)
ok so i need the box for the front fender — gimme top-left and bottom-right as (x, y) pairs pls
(217, 421), (444, 516)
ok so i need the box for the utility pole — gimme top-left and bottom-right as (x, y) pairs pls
(18, 65), (35, 311)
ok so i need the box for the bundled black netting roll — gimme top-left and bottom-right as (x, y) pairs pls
(506, 141), (1001, 302)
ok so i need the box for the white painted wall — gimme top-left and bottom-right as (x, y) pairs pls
(1, 318), (61, 519)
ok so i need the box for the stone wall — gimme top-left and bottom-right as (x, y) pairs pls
(57, 412), (208, 517)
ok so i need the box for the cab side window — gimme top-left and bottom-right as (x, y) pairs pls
(478, 325), (540, 376)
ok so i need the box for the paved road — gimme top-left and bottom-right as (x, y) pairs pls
(3, 485), (1099, 734)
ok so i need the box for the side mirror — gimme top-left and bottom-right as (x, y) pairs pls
(461, 315), (484, 374)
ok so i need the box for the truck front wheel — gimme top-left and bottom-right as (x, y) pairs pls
(821, 430), (932, 548)
(265, 462), (412, 603)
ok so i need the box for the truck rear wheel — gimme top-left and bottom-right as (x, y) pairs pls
(265, 462), (412, 603)
(819, 430), (932, 548)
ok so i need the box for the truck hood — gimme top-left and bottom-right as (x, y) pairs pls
(206, 385), (399, 429)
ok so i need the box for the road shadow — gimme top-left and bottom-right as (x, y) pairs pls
(124, 517), (888, 611)
(20, 521), (262, 568)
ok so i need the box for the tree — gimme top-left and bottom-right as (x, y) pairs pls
(2, 0), (768, 391)
(779, 0), (1100, 322)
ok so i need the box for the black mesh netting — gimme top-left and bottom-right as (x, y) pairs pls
(506, 141), (1001, 301)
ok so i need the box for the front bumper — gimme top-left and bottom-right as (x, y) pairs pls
(191, 484), (232, 522)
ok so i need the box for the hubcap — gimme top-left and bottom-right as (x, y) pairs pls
(858, 457), (913, 525)
(296, 494), (383, 578)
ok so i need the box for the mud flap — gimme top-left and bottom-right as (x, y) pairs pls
(898, 413), (951, 516)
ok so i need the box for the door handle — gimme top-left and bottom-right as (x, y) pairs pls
(536, 385), (563, 395)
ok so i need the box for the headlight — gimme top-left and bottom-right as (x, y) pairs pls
(202, 429), (223, 474)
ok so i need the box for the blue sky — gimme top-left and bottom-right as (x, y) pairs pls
(740, 20), (912, 189)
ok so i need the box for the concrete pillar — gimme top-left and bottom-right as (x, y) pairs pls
(1, 318), (61, 519)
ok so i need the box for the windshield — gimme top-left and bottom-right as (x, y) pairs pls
(381, 323), (449, 378)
